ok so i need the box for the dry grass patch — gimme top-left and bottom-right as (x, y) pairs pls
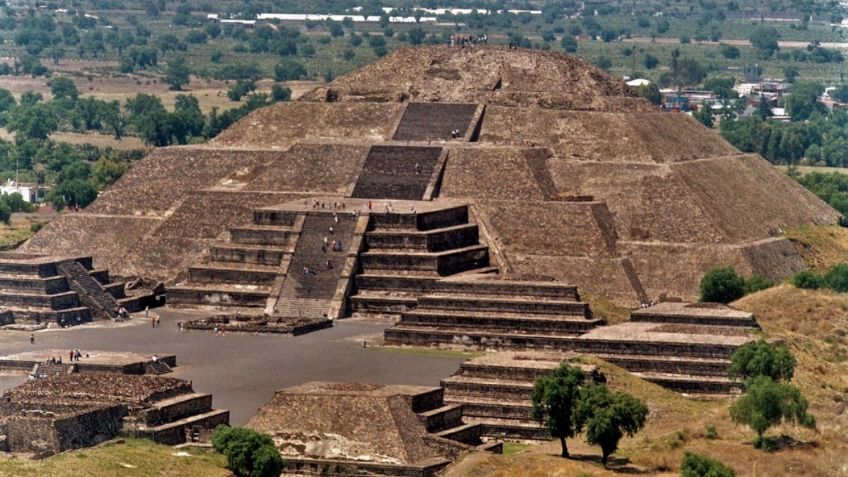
(0, 438), (228, 477)
(784, 225), (848, 272)
(583, 292), (630, 325)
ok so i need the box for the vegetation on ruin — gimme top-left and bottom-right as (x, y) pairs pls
(531, 363), (648, 466)
(729, 340), (796, 382)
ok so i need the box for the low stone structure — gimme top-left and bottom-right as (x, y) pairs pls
(247, 382), (500, 477)
(0, 373), (228, 457)
(0, 253), (162, 327)
(442, 352), (601, 440)
(0, 350), (177, 377)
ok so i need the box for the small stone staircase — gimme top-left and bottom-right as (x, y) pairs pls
(57, 260), (118, 319)
(146, 360), (172, 375)
(411, 386), (502, 453)
(33, 362), (74, 378)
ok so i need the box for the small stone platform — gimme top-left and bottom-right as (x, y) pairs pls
(0, 350), (177, 376)
(0, 373), (228, 457)
(179, 312), (332, 336)
(247, 381), (500, 477)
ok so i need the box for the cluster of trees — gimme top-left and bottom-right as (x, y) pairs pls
(0, 192), (34, 224)
(531, 363), (648, 465)
(791, 170), (848, 215)
(212, 426), (283, 477)
(721, 89), (848, 166)
(699, 266), (774, 304)
(729, 340), (815, 449)
(792, 263), (848, 292)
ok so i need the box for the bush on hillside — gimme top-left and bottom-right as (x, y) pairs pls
(700, 267), (746, 303)
(823, 263), (848, 292)
(680, 452), (735, 477)
(793, 270), (823, 289)
(729, 339), (796, 382)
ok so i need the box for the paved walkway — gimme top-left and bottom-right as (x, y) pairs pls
(0, 309), (465, 425)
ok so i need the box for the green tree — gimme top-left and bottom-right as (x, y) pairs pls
(530, 364), (586, 457)
(700, 267), (745, 303)
(274, 59), (306, 81)
(786, 81), (825, 121)
(636, 83), (661, 105)
(730, 376), (815, 448)
(50, 76), (79, 101)
(164, 59), (190, 91)
(212, 426), (283, 477)
(227, 80), (256, 101)
(271, 85), (292, 102)
(174, 94), (205, 137)
(680, 452), (735, 477)
(573, 384), (648, 466)
(729, 339), (796, 382)
(693, 105), (714, 128)
(91, 154), (128, 190)
(7, 103), (58, 141)
(77, 96), (103, 130)
(98, 100), (126, 139)
(750, 27), (780, 58)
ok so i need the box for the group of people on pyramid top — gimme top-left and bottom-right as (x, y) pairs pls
(450, 33), (487, 48)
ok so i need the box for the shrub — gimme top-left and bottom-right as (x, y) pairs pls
(730, 376), (815, 448)
(744, 275), (774, 294)
(700, 267), (745, 303)
(793, 270), (823, 289)
(212, 426), (283, 477)
(705, 425), (717, 439)
(680, 452), (735, 477)
(824, 263), (848, 292)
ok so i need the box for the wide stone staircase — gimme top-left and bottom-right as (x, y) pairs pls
(169, 209), (298, 309)
(351, 145), (442, 200)
(0, 254), (148, 326)
(392, 102), (480, 141)
(349, 204), (493, 317)
(274, 213), (357, 319)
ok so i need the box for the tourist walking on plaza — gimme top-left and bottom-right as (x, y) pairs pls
(29, 333), (34, 344)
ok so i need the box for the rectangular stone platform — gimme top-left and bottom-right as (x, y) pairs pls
(0, 350), (177, 375)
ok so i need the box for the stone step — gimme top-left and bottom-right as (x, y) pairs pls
(463, 416), (549, 441)
(0, 275), (68, 294)
(147, 360), (172, 375)
(444, 396), (533, 421)
(432, 422), (482, 446)
(595, 353), (731, 377)
(368, 205), (469, 232)
(385, 325), (583, 350)
(141, 392), (212, 426)
(253, 209), (297, 227)
(399, 309), (601, 333)
(365, 222), (480, 252)
(102, 282), (126, 299)
(441, 375), (534, 401)
(393, 102), (478, 141)
(188, 263), (279, 285)
(633, 372), (744, 394)
(417, 295), (589, 316)
(417, 403), (464, 433)
(168, 284), (270, 308)
(0, 290), (80, 309)
(134, 408), (230, 446)
(211, 243), (288, 266)
(457, 362), (561, 382)
(230, 225), (296, 246)
(360, 244), (489, 275)
(351, 145), (442, 200)
(4, 306), (92, 326)
(631, 312), (758, 328)
(349, 293), (418, 314)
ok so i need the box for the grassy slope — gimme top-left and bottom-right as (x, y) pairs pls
(0, 439), (228, 477)
(784, 225), (848, 273)
(446, 286), (848, 477)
